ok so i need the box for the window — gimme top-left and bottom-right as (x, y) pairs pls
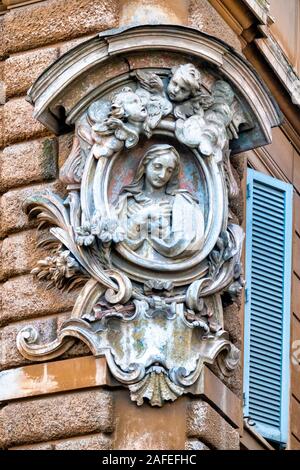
(243, 169), (293, 446)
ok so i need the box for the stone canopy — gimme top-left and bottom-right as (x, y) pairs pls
(27, 24), (282, 154)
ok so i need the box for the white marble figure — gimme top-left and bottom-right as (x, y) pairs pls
(115, 144), (205, 261)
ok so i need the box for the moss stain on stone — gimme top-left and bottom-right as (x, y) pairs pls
(42, 138), (58, 180)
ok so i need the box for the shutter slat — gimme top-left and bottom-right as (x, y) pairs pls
(253, 210), (284, 225)
(250, 349), (282, 365)
(251, 200), (285, 219)
(253, 195), (284, 213)
(251, 285), (283, 302)
(252, 231), (285, 250)
(252, 278), (283, 292)
(250, 312), (281, 327)
(252, 265), (284, 283)
(249, 405), (281, 420)
(253, 191), (284, 209)
(249, 393), (281, 410)
(253, 218), (285, 236)
(252, 240), (284, 256)
(251, 298), (283, 313)
(250, 351), (280, 377)
(250, 330), (282, 348)
(252, 247), (282, 267)
(252, 253), (284, 270)
(251, 325), (282, 342)
(249, 354), (281, 370)
(251, 309), (282, 323)
(249, 409), (280, 425)
(249, 356), (282, 372)
(252, 259), (284, 274)
(253, 181), (285, 198)
(250, 333), (282, 352)
(250, 226), (284, 243)
(250, 383), (281, 399)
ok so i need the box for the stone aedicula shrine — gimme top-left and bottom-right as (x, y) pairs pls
(17, 25), (281, 407)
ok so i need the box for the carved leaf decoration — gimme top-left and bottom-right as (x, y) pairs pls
(31, 249), (89, 292)
(24, 192), (116, 290)
(24, 192), (71, 230)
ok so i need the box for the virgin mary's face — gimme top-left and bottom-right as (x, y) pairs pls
(145, 153), (177, 189)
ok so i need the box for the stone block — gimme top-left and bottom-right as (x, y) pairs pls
(0, 62), (4, 105)
(59, 35), (95, 57)
(0, 138), (58, 193)
(4, 47), (58, 98)
(0, 18), (5, 60)
(0, 314), (61, 371)
(223, 302), (242, 347)
(188, 0), (242, 52)
(0, 106), (3, 149)
(0, 229), (48, 281)
(54, 433), (112, 450)
(10, 442), (54, 450)
(3, 0), (119, 54)
(58, 132), (73, 170)
(0, 389), (114, 448)
(185, 439), (210, 450)
(223, 363), (243, 399)
(3, 97), (49, 145)
(0, 180), (66, 237)
(0, 274), (78, 325)
(187, 400), (239, 450)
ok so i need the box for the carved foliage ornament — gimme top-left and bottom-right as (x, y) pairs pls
(19, 55), (250, 406)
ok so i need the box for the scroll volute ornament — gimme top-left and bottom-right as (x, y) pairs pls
(18, 26), (282, 407)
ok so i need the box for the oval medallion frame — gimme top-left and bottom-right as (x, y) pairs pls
(78, 73), (228, 285)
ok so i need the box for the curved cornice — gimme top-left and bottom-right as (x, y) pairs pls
(27, 24), (282, 153)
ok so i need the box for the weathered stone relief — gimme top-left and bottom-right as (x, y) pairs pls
(17, 25), (282, 407)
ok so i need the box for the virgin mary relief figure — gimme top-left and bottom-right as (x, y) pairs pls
(115, 144), (205, 262)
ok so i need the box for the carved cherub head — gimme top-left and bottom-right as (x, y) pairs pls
(167, 64), (202, 102)
(110, 87), (147, 123)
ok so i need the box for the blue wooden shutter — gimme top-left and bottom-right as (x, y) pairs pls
(244, 169), (293, 445)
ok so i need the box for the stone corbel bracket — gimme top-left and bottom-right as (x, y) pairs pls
(27, 24), (282, 154)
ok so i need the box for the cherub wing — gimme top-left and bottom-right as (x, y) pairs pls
(135, 70), (172, 135)
(77, 99), (112, 144)
(135, 70), (164, 94)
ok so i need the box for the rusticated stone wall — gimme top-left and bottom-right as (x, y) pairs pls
(0, 0), (245, 451)
(0, 0), (120, 372)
